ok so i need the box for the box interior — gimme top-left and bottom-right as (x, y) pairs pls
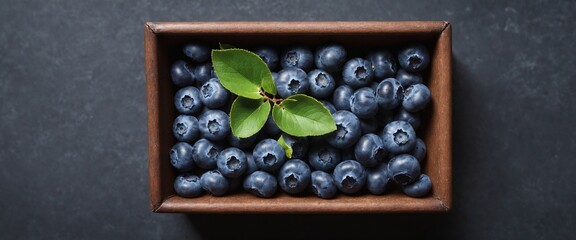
(146, 22), (451, 213)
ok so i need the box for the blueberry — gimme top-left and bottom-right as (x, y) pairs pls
(192, 138), (221, 170)
(244, 152), (259, 175)
(278, 159), (311, 195)
(398, 44), (430, 73)
(320, 100), (337, 114)
(170, 60), (195, 87)
(280, 134), (309, 159)
(387, 154), (421, 186)
(308, 144), (342, 172)
(169, 142), (195, 172)
(350, 87), (378, 119)
(310, 170), (338, 199)
(315, 44), (347, 72)
(332, 85), (354, 111)
(263, 115), (282, 136)
(200, 78), (230, 109)
(402, 173), (432, 197)
(198, 109), (230, 141)
(333, 160), (367, 194)
(183, 42), (211, 63)
(410, 138), (427, 163)
(394, 108), (421, 129)
(366, 163), (392, 195)
(172, 115), (200, 143)
(216, 147), (247, 178)
(402, 83), (431, 112)
(307, 69), (336, 99)
(174, 86), (203, 115)
(174, 173), (203, 198)
(354, 133), (386, 168)
(360, 117), (378, 135)
(342, 58), (373, 89)
(200, 170), (229, 196)
(326, 110), (362, 149)
(227, 133), (258, 150)
(381, 120), (417, 154)
(253, 46), (279, 71)
(367, 50), (397, 79)
(375, 78), (403, 110)
(194, 62), (216, 87)
(275, 67), (309, 98)
(281, 45), (314, 71)
(252, 138), (286, 173)
(396, 68), (423, 88)
(243, 171), (277, 198)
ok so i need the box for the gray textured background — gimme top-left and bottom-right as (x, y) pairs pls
(1, 0), (575, 239)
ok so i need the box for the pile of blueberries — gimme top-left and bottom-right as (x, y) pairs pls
(169, 41), (433, 199)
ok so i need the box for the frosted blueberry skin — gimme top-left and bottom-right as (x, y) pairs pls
(320, 100), (337, 114)
(333, 160), (367, 194)
(332, 85), (354, 111)
(243, 171), (277, 198)
(326, 110), (362, 149)
(200, 78), (230, 109)
(172, 114), (200, 143)
(253, 46), (280, 71)
(381, 120), (417, 155)
(387, 154), (421, 186)
(402, 83), (431, 112)
(174, 173), (203, 198)
(278, 159), (312, 195)
(376, 78), (404, 110)
(396, 68), (423, 88)
(410, 138), (427, 163)
(200, 170), (229, 197)
(307, 69), (336, 99)
(170, 60), (195, 87)
(315, 44), (347, 73)
(394, 108), (421, 130)
(252, 138), (286, 173)
(310, 170), (338, 199)
(281, 45), (314, 71)
(308, 144), (342, 172)
(398, 44), (430, 73)
(367, 50), (398, 79)
(366, 163), (392, 195)
(169, 142), (195, 172)
(194, 62), (216, 87)
(350, 87), (378, 119)
(342, 57), (374, 89)
(216, 147), (248, 178)
(275, 67), (309, 99)
(192, 138), (221, 170)
(174, 86), (203, 115)
(198, 109), (230, 141)
(402, 173), (432, 197)
(244, 152), (259, 176)
(354, 133), (386, 168)
(183, 42), (211, 63)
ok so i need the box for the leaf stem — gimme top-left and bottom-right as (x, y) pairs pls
(259, 88), (283, 105)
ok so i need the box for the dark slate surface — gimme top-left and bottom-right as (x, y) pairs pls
(1, 0), (574, 239)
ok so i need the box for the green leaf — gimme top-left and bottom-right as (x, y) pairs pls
(219, 43), (236, 49)
(277, 134), (293, 159)
(272, 94), (337, 137)
(230, 96), (271, 138)
(211, 49), (275, 99)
